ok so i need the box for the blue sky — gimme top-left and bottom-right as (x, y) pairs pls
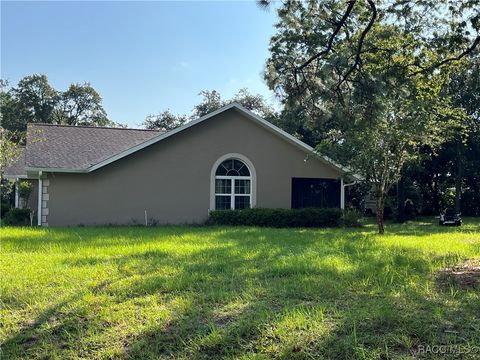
(1, 1), (278, 127)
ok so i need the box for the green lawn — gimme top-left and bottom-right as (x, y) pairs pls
(1, 220), (479, 359)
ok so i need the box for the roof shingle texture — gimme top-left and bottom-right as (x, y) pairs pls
(26, 124), (163, 170)
(4, 146), (26, 176)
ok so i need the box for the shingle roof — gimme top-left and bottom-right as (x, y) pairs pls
(4, 146), (27, 177)
(25, 124), (163, 170)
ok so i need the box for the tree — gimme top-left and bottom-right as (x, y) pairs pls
(0, 129), (22, 176)
(144, 88), (278, 130)
(407, 59), (480, 216)
(232, 88), (277, 121)
(191, 90), (225, 118)
(13, 74), (58, 125)
(1, 75), (114, 139)
(54, 83), (113, 126)
(263, 0), (478, 233)
(192, 88), (277, 119)
(143, 110), (188, 130)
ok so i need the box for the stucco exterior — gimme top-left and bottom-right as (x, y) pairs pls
(44, 108), (343, 226)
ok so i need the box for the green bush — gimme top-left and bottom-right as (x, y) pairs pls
(3, 208), (32, 226)
(1, 202), (11, 219)
(207, 208), (348, 228)
(341, 209), (362, 227)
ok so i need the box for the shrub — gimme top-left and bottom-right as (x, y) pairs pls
(341, 209), (362, 227)
(1, 202), (11, 219)
(18, 181), (33, 207)
(3, 208), (32, 226)
(207, 208), (346, 228)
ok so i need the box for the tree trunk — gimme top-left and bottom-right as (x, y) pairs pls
(432, 174), (440, 214)
(397, 175), (405, 223)
(455, 141), (463, 213)
(375, 191), (385, 234)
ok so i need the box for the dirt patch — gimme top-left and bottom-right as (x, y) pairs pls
(436, 259), (480, 288)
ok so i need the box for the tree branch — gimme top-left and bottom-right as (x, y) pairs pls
(336, 0), (377, 90)
(292, 0), (357, 90)
(297, 0), (357, 72)
(411, 36), (480, 75)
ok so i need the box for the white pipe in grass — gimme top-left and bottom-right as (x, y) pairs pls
(144, 210), (148, 226)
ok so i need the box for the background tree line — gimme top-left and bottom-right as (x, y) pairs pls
(1, 74), (115, 142)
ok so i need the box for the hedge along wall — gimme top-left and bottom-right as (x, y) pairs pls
(207, 208), (360, 228)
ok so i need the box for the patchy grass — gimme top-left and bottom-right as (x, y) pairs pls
(1, 219), (479, 359)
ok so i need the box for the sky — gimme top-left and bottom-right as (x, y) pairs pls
(1, 1), (279, 127)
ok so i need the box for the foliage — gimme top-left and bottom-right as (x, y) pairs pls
(0, 222), (479, 358)
(1, 201), (11, 218)
(143, 110), (188, 130)
(263, 0), (479, 233)
(1, 74), (115, 138)
(191, 90), (225, 118)
(398, 60), (480, 216)
(18, 181), (33, 208)
(13, 75), (58, 125)
(143, 88), (278, 130)
(341, 209), (362, 227)
(2, 208), (31, 226)
(208, 208), (345, 227)
(0, 129), (22, 174)
(53, 83), (111, 126)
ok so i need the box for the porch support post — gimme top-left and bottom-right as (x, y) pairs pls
(37, 171), (43, 226)
(340, 177), (345, 209)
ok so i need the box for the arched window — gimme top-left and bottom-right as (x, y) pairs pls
(214, 158), (251, 210)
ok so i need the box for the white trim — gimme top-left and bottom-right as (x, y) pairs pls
(215, 175), (251, 180)
(26, 167), (87, 174)
(37, 172), (42, 226)
(24, 103), (359, 179)
(3, 174), (29, 179)
(210, 153), (257, 211)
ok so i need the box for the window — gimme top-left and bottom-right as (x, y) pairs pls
(215, 159), (251, 210)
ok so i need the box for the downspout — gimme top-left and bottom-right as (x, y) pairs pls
(37, 171), (43, 226)
(341, 180), (358, 210)
(14, 178), (19, 208)
(340, 178), (345, 209)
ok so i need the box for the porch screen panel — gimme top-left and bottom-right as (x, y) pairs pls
(291, 178), (341, 209)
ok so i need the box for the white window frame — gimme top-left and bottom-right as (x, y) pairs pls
(215, 176), (251, 210)
(210, 153), (256, 211)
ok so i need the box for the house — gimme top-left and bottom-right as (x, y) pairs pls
(4, 103), (355, 227)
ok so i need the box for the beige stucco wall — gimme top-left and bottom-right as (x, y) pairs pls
(46, 109), (343, 226)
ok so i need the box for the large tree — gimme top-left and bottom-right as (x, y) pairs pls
(53, 83), (112, 126)
(1, 75), (114, 139)
(263, 0), (479, 233)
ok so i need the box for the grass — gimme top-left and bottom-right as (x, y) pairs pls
(1, 219), (479, 359)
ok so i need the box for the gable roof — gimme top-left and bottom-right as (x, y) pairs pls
(21, 103), (355, 177)
(25, 124), (162, 172)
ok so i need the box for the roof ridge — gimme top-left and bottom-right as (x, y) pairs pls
(27, 123), (163, 132)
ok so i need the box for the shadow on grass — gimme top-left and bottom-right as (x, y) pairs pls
(2, 226), (479, 359)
